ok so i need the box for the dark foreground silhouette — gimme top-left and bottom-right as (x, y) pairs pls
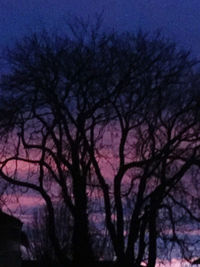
(22, 260), (132, 267)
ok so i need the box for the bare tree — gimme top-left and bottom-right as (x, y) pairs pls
(0, 23), (200, 267)
(28, 203), (73, 265)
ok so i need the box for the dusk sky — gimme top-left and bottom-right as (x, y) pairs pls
(0, 0), (200, 56)
(1, 2), (200, 266)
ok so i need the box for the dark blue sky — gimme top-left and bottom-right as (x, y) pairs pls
(0, 0), (200, 56)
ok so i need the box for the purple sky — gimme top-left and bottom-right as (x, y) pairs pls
(0, 0), (200, 56)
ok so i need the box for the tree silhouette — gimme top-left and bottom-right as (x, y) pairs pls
(28, 203), (73, 265)
(0, 24), (200, 267)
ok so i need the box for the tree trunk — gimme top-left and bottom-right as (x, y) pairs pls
(72, 174), (95, 265)
(41, 190), (70, 265)
(147, 201), (157, 267)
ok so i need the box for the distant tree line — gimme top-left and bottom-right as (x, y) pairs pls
(0, 20), (200, 267)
